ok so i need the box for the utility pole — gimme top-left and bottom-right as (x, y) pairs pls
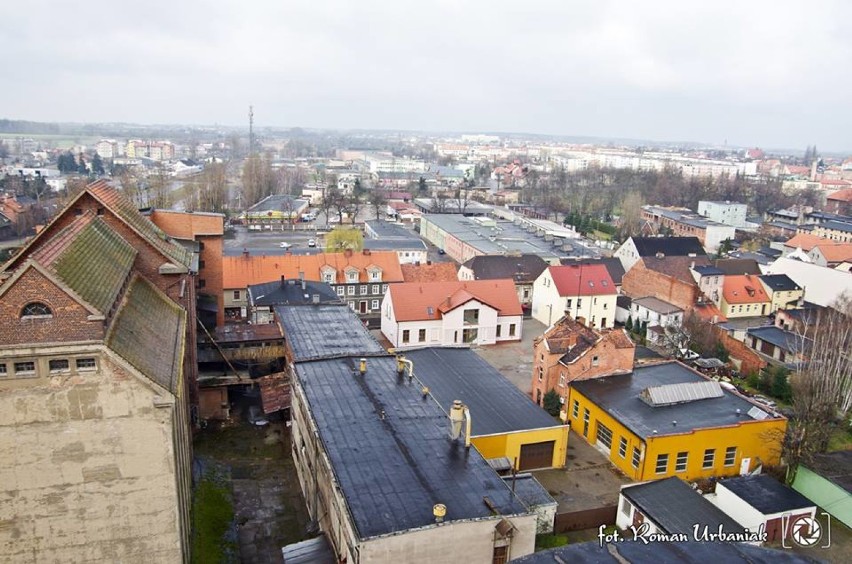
(248, 105), (255, 156)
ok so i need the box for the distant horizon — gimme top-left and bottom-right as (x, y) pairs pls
(3, 116), (847, 157)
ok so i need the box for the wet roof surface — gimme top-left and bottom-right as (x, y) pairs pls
(571, 362), (780, 438)
(403, 347), (561, 435)
(295, 355), (528, 539)
(719, 475), (815, 514)
(276, 304), (385, 361)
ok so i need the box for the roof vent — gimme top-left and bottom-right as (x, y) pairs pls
(433, 504), (446, 523)
(656, 252), (665, 259)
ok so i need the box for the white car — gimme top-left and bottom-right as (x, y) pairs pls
(307, 239), (317, 247)
(279, 242), (292, 249)
(678, 349), (700, 361)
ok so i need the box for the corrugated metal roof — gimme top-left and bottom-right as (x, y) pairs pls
(640, 380), (723, 407)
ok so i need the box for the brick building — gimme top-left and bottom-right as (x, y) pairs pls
(621, 255), (711, 312)
(0, 180), (194, 561)
(531, 315), (635, 407)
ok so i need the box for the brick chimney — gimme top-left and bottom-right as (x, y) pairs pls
(344, 248), (353, 258)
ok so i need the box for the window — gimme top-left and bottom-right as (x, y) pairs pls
(360, 285), (368, 295)
(675, 452), (688, 473)
(199, 260), (206, 270)
(369, 269), (382, 282)
(618, 437), (628, 458)
(49, 359), (70, 373)
(418, 328), (426, 342)
(336, 286), (345, 296)
(372, 284), (380, 294)
(596, 422), (613, 450)
(462, 328), (478, 343)
(198, 279), (206, 288)
(558, 373), (566, 387)
(572, 400), (579, 418)
(508, 324), (516, 337)
(724, 447), (737, 467)
(382, 284), (388, 293)
(565, 299), (572, 309)
(323, 272), (334, 283)
(632, 446), (641, 469)
(371, 299), (379, 310)
(14, 361), (36, 376)
(496, 324), (502, 338)
(0, 363), (6, 377)
(655, 453), (669, 474)
(537, 366), (543, 381)
(233, 291), (240, 300)
(21, 302), (52, 318)
(347, 286), (355, 295)
(620, 497), (632, 517)
(703, 448), (715, 469)
(576, 298), (582, 308)
(402, 330), (410, 344)
(592, 355), (599, 366)
(463, 309), (479, 324)
(346, 271), (358, 283)
(76, 358), (96, 371)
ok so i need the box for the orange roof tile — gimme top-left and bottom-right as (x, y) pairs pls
(222, 250), (403, 289)
(722, 275), (770, 305)
(401, 262), (458, 283)
(150, 210), (224, 239)
(388, 279), (522, 322)
(827, 188), (852, 203)
(548, 264), (616, 297)
(812, 243), (852, 263)
(784, 232), (833, 252)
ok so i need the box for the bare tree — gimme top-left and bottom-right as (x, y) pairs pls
(784, 294), (852, 483)
(368, 190), (386, 221)
(147, 164), (172, 209)
(617, 192), (645, 241)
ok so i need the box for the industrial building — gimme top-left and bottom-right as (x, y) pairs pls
(567, 361), (786, 482)
(403, 347), (570, 470)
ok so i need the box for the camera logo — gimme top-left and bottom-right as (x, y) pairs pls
(782, 512), (831, 549)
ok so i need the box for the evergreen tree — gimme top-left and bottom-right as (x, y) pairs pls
(91, 153), (105, 176)
(626, 315), (633, 332)
(542, 390), (562, 416)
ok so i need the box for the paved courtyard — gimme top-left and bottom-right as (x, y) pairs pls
(473, 317), (546, 397)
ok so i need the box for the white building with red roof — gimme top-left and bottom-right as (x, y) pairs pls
(380, 280), (523, 348)
(531, 264), (617, 329)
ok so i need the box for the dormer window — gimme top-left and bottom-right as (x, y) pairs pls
(321, 267), (336, 284)
(21, 302), (52, 319)
(367, 267), (382, 282)
(345, 268), (359, 283)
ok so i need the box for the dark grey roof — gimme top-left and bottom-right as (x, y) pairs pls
(560, 257), (625, 285)
(630, 237), (706, 258)
(248, 279), (340, 306)
(693, 264), (725, 276)
(632, 296), (682, 315)
(759, 274), (801, 292)
(759, 246), (783, 259)
(571, 362), (781, 438)
(276, 304), (384, 361)
(747, 326), (807, 354)
(719, 475), (814, 514)
(364, 219), (419, 239)
(511, 540), (822, 564)
(503, 474), (556, 509)
(402, 348), (560, 435)
(363, 238), (427, 251)
(715, 258), (762, 275)
(822, 219), (852, 233)
(462, 254), (548, 283)
(295, 355), (528, 539)
(804, 450), (852, 492)
(622, 477), (745, 535)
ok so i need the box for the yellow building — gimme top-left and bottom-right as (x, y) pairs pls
(567, 361), (786, 482)
(720, 274), (772, 319)
(405, 347), (570, 470)
(759, 274), (804, 314)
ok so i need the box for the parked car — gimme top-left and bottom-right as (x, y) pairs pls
(307, 238), (316, 247)
(279, 242), (292, 249)
(677, 348), (700, 361)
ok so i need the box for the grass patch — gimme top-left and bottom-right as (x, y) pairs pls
(827, 422), (852, 452)
(536, 533), (569, 550)
(192, 470), (237, 564)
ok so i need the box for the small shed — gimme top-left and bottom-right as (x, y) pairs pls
(712, 475), (816, 542)
(503, 473), (557, 534)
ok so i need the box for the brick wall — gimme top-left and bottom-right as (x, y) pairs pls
(714, 325), (766, 375)
(0, 267), (104, 345)
(622, 262), (699, 311)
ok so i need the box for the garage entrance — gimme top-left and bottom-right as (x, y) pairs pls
(519, 440), (555, 470)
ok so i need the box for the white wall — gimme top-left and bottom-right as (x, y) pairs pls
(614, 239), (642, 273)
(380, 293), (400, 346)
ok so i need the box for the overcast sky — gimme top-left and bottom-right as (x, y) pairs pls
(2, 1), (850, 151)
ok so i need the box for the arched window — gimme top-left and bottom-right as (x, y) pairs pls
(21, 302), (52, 318)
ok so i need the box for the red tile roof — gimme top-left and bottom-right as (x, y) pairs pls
(812, 243), (852, 263)
(548, 264), (616, 297)
(401, 262), (458, 283)
(784, 233), (834, 252)
(722, 275), (770, 305)
(827, 188), (852, 203)
(149, 210), (224, 239)
(388, 280), (522, 322)
(222, 250), (403, 289)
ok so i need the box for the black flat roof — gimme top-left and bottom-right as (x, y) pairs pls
(363, 238), (427, 251)
(248, 279), (340, 306)
(719, 475), (815, 514)
(631, 237), (706, 257)
(622, 477), (745, 535)
(571, 362), (782, 438)
(511, 540), (821, 563)
(759, 274), (801, 292)
(295, 356), (528, 539)
(402, 348), (560, 436)
(276, 304), (385, 361)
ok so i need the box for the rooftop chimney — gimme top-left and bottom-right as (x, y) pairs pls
(359, 358), (367, 375)
(312, 294), (320, 304)
(344, 248), (353, 258)
(242, 248), (249, 258)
